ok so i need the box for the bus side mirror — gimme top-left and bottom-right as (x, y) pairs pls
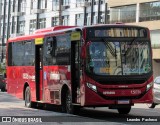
(81, 45), (86, 59)
(81, 41), (91, 59)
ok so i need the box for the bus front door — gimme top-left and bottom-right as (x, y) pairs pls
(71, 42), (80, 103)
(35, 45), (43, 101)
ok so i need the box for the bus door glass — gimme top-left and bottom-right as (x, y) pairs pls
(71, 32), (81, 103)
(35, 38), (44, 101)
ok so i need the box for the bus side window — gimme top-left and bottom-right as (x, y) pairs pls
(47, 43), (52, 54)
(44, 37), (56, 65)
(47, 39), (53, 54)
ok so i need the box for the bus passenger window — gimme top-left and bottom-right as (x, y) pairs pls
(47, 43), (52, 54)
(44, 37), (56, 65)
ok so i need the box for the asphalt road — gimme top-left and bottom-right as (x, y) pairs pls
(0, 91), (160, 125)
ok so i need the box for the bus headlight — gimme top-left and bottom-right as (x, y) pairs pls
(146, 82), (153, 92)
(87, 83), (97, 92)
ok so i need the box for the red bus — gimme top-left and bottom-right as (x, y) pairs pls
(6, 25), (153, 114)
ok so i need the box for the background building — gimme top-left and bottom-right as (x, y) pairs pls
(108, 0), (160, 78)
(0, 0), (108, 62)
(1, 0), (159, 77)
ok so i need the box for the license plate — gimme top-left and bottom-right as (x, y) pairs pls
(118, 100), (130, 104)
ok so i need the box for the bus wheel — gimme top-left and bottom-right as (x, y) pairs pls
(66, 89), (73, 114)
(62, 89), (73, 114)
(1, 87), (6, 92)
(117, 106), (131, 114)
(62, 89), (80, 114)
(147, 103), (156, 108)
(25, 86), (32, 108)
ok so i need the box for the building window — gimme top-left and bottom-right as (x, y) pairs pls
(31, 0), (37, 10)
(76, 0), (84, 3)
(18, 21), (25, 34)
(140, 1), (160, 22)
(8, 22), (12, 38)
(38, 18), (46, 29)
(94, 0), (99, 5)
(52, 0), (59, 11)
(39, 0), (47, 9)
(11, 0), (16, 12)
(0, 2), (3, 15)
(100, 12), (105, 24)
(93, 12), (98, 24)
(101, 0), (104, 4)
(19, 0), (26, 12)
(0, 22), (2, 37)
(93, 0), (105, 5)
(76, 0), (91, 7)
(29, 19), (36, 34)
(110, 5), (136, 23)
(5, 23), (7, 37)
(52, 17), (59, 26)
(86, 13), (91, 25)
(75, 13), (84, 26)
(63, 0), (70, 6)
(11, 20), (16, 34)
(151, 30), (160, 48)
(62, 15), (69, 25)
(76, 0), (84, 7)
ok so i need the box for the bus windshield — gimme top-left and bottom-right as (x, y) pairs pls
(86, 39), (152, 75)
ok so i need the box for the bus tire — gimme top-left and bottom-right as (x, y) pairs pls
(1, 87), (6, 92)
(147, 103), (156, 108)
(62, 89), (74, 114)
(117, 106), (131, 114)
(25, 86), (32, 108)
(62, 89), (80, 114)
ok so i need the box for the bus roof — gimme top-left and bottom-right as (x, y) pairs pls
(7, 24), (148, 43)
(8, 33), (46, 42)
(83, 24), (148, 29)
(7, 26), (78, 42)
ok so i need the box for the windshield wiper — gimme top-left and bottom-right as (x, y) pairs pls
(102, 38), (117, 57)
(124, 38), (139, 56)
(102, 38), (117, 66)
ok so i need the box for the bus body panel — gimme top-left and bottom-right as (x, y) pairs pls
(7, 66), (36, 101)
(43, 65), (71, 105)
(6, 25), (153, 113)
(83, 86), (153, 106)
(82, 75), (153, 106)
